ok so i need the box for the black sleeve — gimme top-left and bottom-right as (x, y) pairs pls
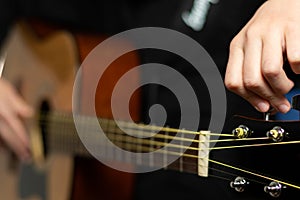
(0, 0), (18, 46)
(0, 0), (143, 45)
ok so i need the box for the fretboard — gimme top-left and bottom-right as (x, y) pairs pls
(41, 111), (209, 176)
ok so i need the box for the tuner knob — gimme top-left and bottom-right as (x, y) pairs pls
(232, 125), (252, 139)
(264, 181), (282, 198)
(266, 126), (286, 142)
(230, 176), (249, 192)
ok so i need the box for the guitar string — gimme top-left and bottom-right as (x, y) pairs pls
(40, 115), (300, 151)
(115, 140), (300, 189)
(47, 120), (300, 181)
(39, 112), (300, 153)
(114, 137), (300, 190)
(208, 159), (300, 190)
(39, 112), (233, 136)
(44, 123), (300, 189)
(60, 130), (300, 190)
(39, 112), (282, 142)
(39, 112), (300, 190)
(44, 124), (286, 188)
(208, 140), (300, 150)
(204, 167), (268, 186)
(45, 119), (300, 189)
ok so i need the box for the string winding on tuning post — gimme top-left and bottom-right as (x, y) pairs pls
(266, 126), (288, 142)
(232, 125), (252, 139)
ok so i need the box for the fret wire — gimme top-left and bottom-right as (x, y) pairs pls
(149, 125), (155, 167)
(49, 116), (61, 153)
(47, 116), (89, 156)
(179, 129), (184, 172)
(112, 140), (198, 162)
(63, 116), (74, 154)
(111, 139), (227, 177)
(107, 119), (115, 161)
(119, 121), (137, 164)
(111, 136), (198, 159)
(113, 118), (200, 136)
(136, 128), (143, 165)
(125, 121), (132, 163)
(122, 128), (196, 143)
(45, 114), (199, 142)
(74, 113), (89, 155)
(164, 126), (169, 169)
(43, 113), (201, 168)
(115, 125), (125, 162)
(101, 130), (198, 154)
(102, 118), (109, 158)
(111, 120), (118, 160)
(113, 138), (201, 172)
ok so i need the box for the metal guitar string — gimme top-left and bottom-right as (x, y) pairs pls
(37, 111), (300, 192)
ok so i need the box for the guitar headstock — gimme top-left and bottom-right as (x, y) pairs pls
(214, 106), (300, 198)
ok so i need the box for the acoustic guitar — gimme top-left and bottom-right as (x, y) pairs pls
(0, 20), (299, 200)
(0, 20), (139, 200)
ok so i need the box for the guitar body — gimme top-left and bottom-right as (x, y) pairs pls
(0, 20), (138, 200)
(0, 21), (77, 200)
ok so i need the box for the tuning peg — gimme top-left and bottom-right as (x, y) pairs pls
(292, 94), (300, 111)
(266, 126), (287, 142)
(263, 107), (275, 121)
(230, 176), (249, 192)
(232, 125), (252, 139)
(264, 181), (283, 198)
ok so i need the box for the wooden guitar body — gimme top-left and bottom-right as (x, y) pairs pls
(0, 20), (139, 200)
(0, 21), (77, 200)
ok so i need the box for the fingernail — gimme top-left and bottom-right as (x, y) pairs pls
(278, 104), (290, 113)
(255, 102), (269, 112)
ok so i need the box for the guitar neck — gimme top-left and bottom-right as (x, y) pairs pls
(42, 111), (210, 177)
(44, 112), (89, 157)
